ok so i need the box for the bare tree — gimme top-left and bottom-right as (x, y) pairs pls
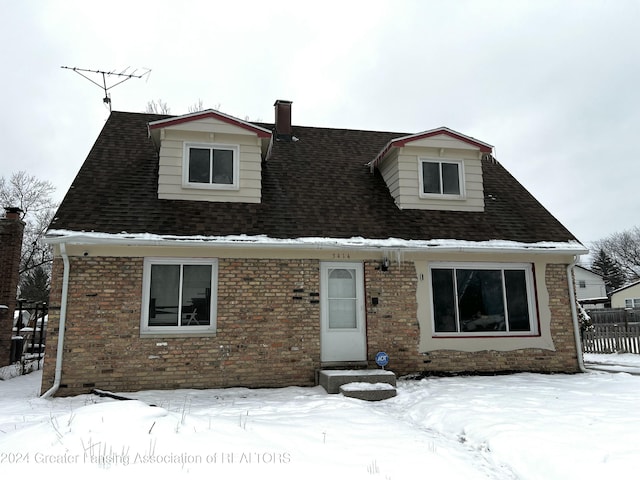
(188, 98), (205, 113)
(0, 171), (57, 301)
(593, 227), (640, 283)
(145, 99), (171, 114)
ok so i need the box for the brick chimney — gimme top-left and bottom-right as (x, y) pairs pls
(274, 100), (293, 140)
(0, 207), (24, 365)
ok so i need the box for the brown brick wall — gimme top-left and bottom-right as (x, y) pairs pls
(42, 257), (321, 396)
(0, 213), (25, 365)
(365, 260), (421, 375)
(42, 257), (580, 396)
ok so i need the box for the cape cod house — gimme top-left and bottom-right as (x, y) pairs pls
(41, 100), (587, 396)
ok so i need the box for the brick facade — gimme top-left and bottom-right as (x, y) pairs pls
(364, 260), (421, 374)
(42, 257), (322, 395)
(42, 257), (580, 396)
(0, 209), (25, 365)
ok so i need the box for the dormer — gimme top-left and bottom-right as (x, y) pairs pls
(148, 110), (272, 203)
(368, 128), (493, 211)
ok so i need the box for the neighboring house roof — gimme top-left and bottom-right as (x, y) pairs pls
(48, 111), (582, 249)
(575, 265), (600, 275)
(610, 279), (640, 296)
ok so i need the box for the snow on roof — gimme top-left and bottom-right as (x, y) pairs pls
(46, 229), (587, 254)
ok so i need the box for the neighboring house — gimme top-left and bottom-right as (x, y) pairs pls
(610, 280), (640, 309)
(573, 265), (608, 309)
(41, 101), (588, 396)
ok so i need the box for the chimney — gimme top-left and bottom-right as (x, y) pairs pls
(4, 207), (23, 220)
(0, 207), (25, 365)
(274, 100), (293, 140)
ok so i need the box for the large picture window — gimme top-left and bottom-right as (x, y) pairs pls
(183, 143), (239, 189)
(141, 258), (217, 334)
(430, 263), (537, 336)
(419, 158), (464, 198)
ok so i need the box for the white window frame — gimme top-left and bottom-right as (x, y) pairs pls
(625, 298), (640, 308)
(428, 262), (538, 337)
(182, 142), (240, 190)
(418, 157), (465, 199)
(141, 257), (218, 336)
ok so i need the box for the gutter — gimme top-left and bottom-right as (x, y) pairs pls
(41, 243), (70, 398)
(567, 259), (587, 373)
(44, 232), (589, 257)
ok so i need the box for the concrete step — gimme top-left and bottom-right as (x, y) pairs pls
(318, 369), (397, 400)
(340, 382), (397, 401)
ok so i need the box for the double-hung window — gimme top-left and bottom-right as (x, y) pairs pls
(430, 262), (537, 336)
(419, 158), (464, 198)
(625, 298), (640, 308)
(141, 258), (217, 335)
(183, 143), (239, 189)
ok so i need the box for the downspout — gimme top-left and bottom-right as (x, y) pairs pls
(567, 259), (587, 373)
(41, 243), (70, 398)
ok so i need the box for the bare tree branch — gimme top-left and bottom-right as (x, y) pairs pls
(1, 171), (57, 301)
(145, 99), (171, 114)
(594, 226), (640, 283)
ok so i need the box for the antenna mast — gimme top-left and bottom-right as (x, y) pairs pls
(61, 66), (151, 111)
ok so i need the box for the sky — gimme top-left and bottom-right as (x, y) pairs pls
(1, 0), (639, 251)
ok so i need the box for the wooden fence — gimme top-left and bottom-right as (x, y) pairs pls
(582, 323), (640, 354)
(586, 307), (640, 325)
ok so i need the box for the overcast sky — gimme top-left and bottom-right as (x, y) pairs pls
(2, 0), (639, 251)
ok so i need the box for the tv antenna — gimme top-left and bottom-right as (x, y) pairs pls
(61, 66), (151, 111)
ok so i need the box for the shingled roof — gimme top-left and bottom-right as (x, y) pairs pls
(49, 111), (579, 245)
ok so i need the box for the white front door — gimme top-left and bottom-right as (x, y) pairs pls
(320, 262), (366, 362)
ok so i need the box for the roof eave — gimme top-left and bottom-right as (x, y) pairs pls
(147, 109), (272, 138)
(44, 231), (587, 256)
(368, 127), (493, 169)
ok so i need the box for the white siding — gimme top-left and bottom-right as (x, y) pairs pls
(157, 126), (263, 203)
(611, 282), (640, 308)
(378, 150), (401, 204)
(377, 140), (485, 211)
(573, 267), (607, 302)
(407, 134), (484, 151)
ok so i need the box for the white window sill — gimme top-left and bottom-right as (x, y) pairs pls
(140, 330), (217, 338)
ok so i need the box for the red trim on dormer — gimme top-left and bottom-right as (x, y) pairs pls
(148, 110), (272, 138)
(393, 128), (493, 152)
(368, 127), (493, 168)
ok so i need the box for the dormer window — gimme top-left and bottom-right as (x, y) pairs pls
(419, 158), (464, 198)
(183, 143), (239, 190)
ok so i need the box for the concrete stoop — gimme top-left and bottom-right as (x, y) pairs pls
(318, 369), (397, 401)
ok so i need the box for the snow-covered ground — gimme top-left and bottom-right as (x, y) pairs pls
(1, 354), (639, 479)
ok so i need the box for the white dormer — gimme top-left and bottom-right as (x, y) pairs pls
(369, 128), (493, 212)
(148, 110), (272, 203)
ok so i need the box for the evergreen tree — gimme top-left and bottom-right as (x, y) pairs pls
(19, 265), (50, 303)
(591, 248), (626, 294)
(594, 226), (640, 280)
